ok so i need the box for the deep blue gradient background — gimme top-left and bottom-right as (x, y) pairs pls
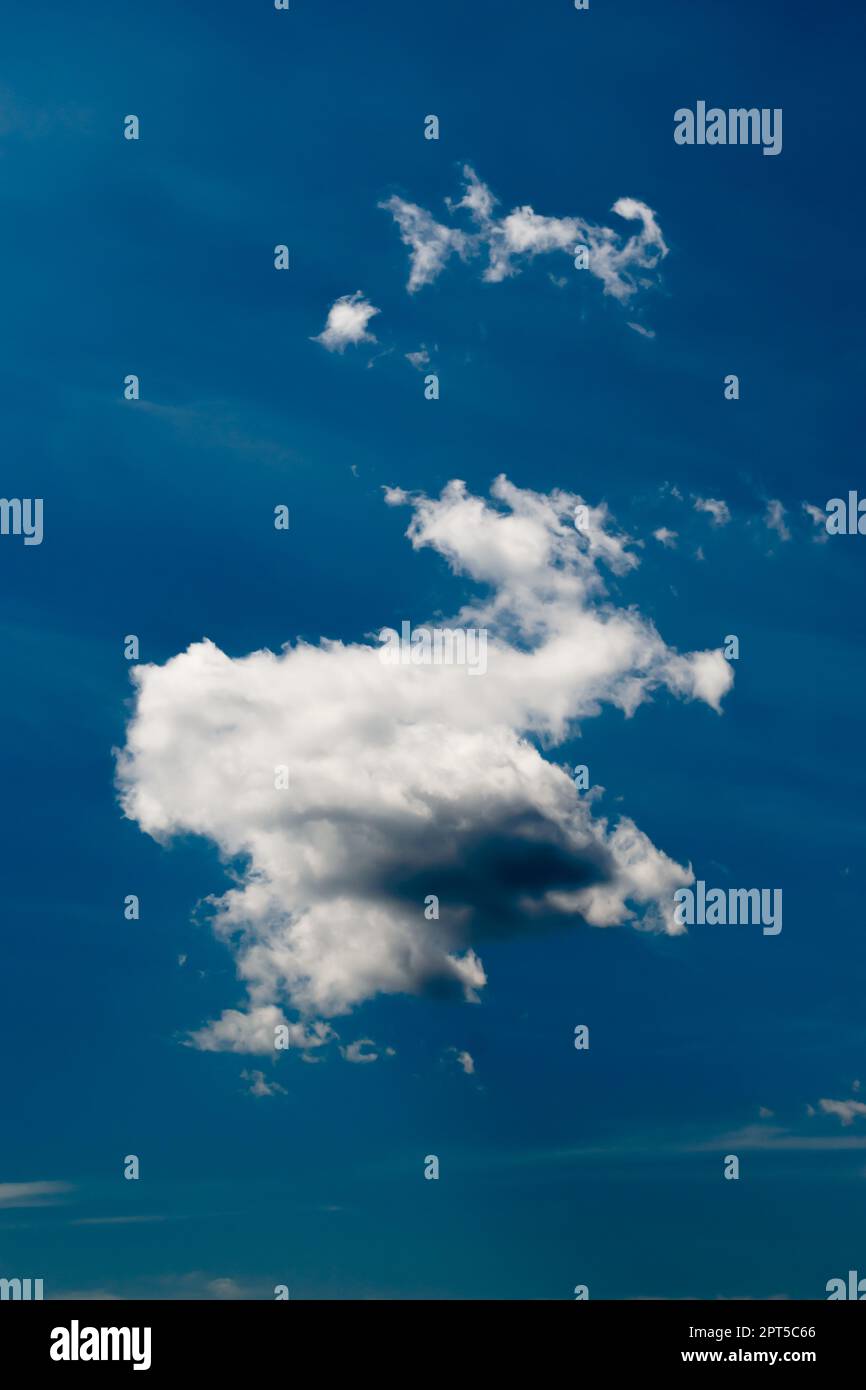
(0, 0), (864, 1298)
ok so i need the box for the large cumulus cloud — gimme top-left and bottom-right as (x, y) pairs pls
(115, 477), (732, 1052)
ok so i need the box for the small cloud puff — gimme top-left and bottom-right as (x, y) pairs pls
(652, 527), (678, 549)
(241, 1069), (286, 1098)
(454, 1049), (475, 1075)
(313, 292), (380, 352)
(693, 496), (731, 527)
(340, 1039), (394, 1064)
(405, 346), (431, 370)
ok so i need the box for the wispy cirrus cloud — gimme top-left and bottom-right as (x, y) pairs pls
(802, 501), (830, 543)
(764, 499), (791, 542)
(379, 194), (472, 291)
(49, 1273), (264, 1301)
(0, 1181), (73, 1209)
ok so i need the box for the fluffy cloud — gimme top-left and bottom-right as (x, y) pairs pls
(693, 496), (731, 527)
(116, 477), (732, 1049)
(818, 1098), (866, 1126)
(187, 1005), (335, 1057)
(381, 166), (668, 303)
(452, 1049), (475, 1075)
(312, 291), (379, 352)
(652, 527), (678, 548)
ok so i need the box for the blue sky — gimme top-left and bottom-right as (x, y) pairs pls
(2, 0), (866, 1300)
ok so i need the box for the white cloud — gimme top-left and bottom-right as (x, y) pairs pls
(382, 166), (668, 303)
(312, 291), (380, 352)
(204, 1278), (246, 1300)
(693, 496), (731, 527)
(628, 322), (656, 339)
(340, 1039), (383, 1064)
(694, 1124), (866, 1153)
(116, 477), (732, 1047)
(378, 196), (471, 292)
(802, 501), (829, 543)
(241, 1069), (286, 1098)
(764, 499), (790, 542)
(405, 347), (430, 370)
(448, 165), (498, 223)
(818, 1098), (866, 1126)
(652, 527), (678, 548)
(0, 1181), (72, 1208)
(187, 1005), (335, 1057)
(443, 1046), (475, 1075)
